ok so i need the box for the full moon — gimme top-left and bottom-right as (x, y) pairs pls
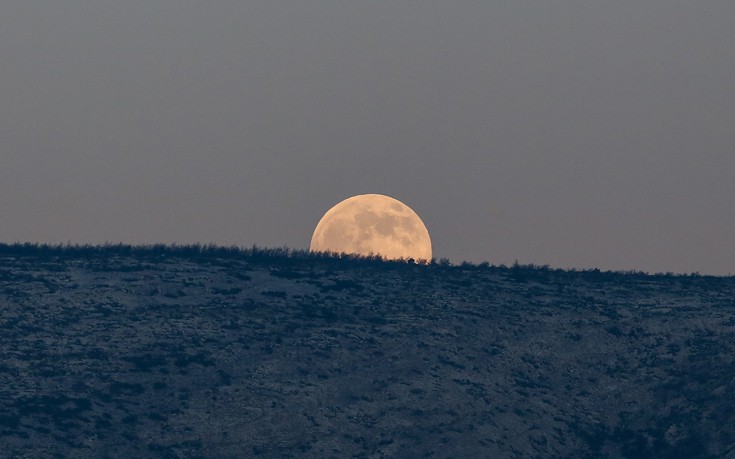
(310, 194), (432, 262)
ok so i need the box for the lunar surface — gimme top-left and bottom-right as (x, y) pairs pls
(310, 194), (432, 262)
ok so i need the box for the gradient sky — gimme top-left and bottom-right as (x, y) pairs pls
(1, 1), (733, 274)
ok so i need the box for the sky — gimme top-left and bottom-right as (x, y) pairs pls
(1, 1), (733, 275)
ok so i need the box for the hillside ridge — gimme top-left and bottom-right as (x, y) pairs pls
(1, 244), (734, 457)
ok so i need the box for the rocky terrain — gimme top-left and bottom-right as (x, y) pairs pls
(1, 244), (734, 458)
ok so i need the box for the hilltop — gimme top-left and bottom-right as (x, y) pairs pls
(1, 244), (734, 458)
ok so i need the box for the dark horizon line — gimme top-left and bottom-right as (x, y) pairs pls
(0, 241), (730, 280)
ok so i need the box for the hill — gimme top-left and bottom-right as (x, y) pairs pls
(1, 244), (734, 458)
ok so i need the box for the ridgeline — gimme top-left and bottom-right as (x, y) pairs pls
(1, 244), (734, 458)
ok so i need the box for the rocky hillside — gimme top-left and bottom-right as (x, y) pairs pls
(1, 244), (734, 458)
